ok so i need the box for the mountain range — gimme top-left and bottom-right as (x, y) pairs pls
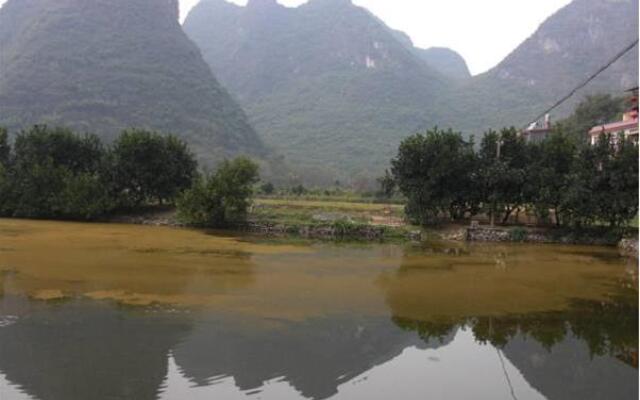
(0, 0), (267, 164)
(184, 0), (638, 181)
(0, 0), (637, 183)
(443, 0), (639, 132)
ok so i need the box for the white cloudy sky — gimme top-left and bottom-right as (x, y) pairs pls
(0, 0), (573, 75)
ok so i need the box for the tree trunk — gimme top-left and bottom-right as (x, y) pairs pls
(502, 207), (514, 224)
(490, 201), (496, 227)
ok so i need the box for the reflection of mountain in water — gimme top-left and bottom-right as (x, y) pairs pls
(0, 296), (636, 400)
(503, 333), (637, 400)
(495, 297), (638, 400)
(392, 295), (639, 400)
(172, 315), (453, 400)
(0, 300), (191, 400)
(0, 237), (637, 400)
(382, 242), (638, 399)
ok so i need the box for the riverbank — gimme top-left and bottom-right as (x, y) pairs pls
(438, 225), (636, 254)
(464, 226), (634, 246)
(105, 200), (420, 241)
(102, 200), (638, 251)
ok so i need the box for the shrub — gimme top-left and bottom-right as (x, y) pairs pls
(509, 227), (528, 242)
(260, 182), (275, 195)
(177, 157), (259, 227)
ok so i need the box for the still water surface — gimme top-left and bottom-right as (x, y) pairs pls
(0, 219), (637, 400)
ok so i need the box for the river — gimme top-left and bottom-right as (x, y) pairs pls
(0, 219), (637, 400)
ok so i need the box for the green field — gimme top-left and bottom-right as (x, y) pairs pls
(251, 198), (406, 228)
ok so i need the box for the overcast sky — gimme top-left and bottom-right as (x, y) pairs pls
(0, 0), (573, 75)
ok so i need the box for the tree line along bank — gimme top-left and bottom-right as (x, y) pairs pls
(0, 126), (258, 227)
(391, 126), (638, 229)
(1, 90), (637, 234)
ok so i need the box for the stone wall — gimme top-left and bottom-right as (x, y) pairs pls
(238, 222), (392, 240)
(465, 227), (622, 246)
(466, 227), (551, 243)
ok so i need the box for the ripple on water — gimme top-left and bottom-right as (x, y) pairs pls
(0, 315), (18, 328)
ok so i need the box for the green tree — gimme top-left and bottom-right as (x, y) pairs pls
(477, 128), (530, 224)
(260, 182), (275, 195)
(586, 136), (640, 227)
(58, 172), (116, 220)
(528, 130), (576, 226)
(0, 164), (9, 215)
(496, 128), (529, 222)
(562, 140), (603, 227)
(7, 126), (111, 219)
(376, 169), (396, 200)
(558, 94), (625, 144)
(13, 125), (103, 173)
(392, 127), (478, 224)
(0, 127), (10, 167)
(292, 184), (307, 196)
(0, 128), (11, 215)
(6, 160), (64, 218)
(477, 130), (506, 224)
(177, 157), (260, 227)
(110, 130), (197, 206)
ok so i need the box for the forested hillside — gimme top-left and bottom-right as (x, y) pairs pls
(185, 0), (638, 182)
(0, 0), (268, 164)
(443, 0), (639, 132)
(1, 0), (636, 183)
(184, 0), (454, 180)
(415, 47), (471, 81)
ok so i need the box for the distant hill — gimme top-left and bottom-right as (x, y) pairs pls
(416, 47), (471, 80)
(2, 0), (635, 183)
(186, 0), (637, 182)
(386, 26), (471, 81)
(184, 0), (453, 179)
(445, 0), (639, 132)
(0, 0), (268, 163)
(386, 30), (470, 80)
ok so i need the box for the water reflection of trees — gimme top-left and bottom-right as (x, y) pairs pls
(475, 297), (637, 367)
(393, 317), (459, 344)
(393, 294), (638, 369)
(386, 242), (639, 399)
(392, 294), (638, 400)
(385, 242), (638, 367)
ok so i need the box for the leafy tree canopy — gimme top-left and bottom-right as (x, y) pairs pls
(177, 157), (260, 227)
(110, 129), (197, 207)
(391, 127), (478, 224)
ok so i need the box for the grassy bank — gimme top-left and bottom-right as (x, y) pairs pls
(252, 198), (404, 224)
(102, 197), (637, 246)
(102, 197), (418, 241)
(248, 197), (417, 240)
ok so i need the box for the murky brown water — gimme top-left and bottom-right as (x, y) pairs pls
(0, 219), (637, 400)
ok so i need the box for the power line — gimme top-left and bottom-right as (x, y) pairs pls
(524, 38), (639, 129)
(496, 348), (519, 400)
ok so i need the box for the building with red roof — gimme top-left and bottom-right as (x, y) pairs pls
(589, 87), (639, 145)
